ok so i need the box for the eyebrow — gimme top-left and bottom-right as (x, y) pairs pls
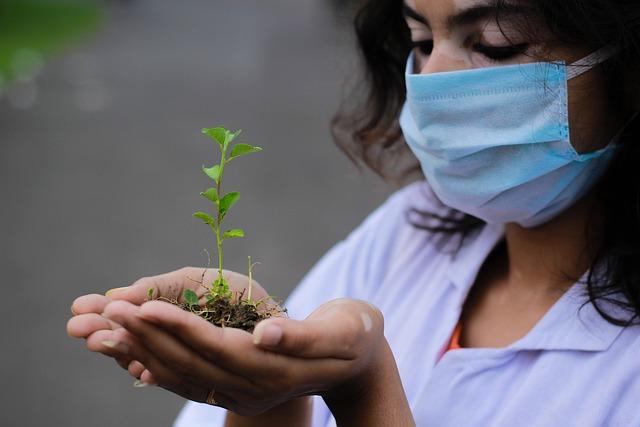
(402, 2), (531, 28)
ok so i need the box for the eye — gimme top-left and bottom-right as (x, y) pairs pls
(472, 43), (529, 61)
(411, 40), (434, 56)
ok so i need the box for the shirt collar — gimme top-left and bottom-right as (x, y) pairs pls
(445, 223), (627, 352)
(445, 221), (504, 296)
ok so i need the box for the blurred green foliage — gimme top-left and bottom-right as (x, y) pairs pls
(0, 0), (103, 84)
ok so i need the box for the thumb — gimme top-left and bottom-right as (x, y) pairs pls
(253, 317), (329, 358)
(105, 285), (150, 305)
(106, 267), (211, 305)
(252, 300), (382, 359)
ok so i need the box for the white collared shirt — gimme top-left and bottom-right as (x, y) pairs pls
(174, 181), (640, 427)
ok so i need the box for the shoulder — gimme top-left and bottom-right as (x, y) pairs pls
(285, 180), (451, 318)
(329, 179), (448, 280)
(611, 321), (640, 358)
(594, 323), (640, 425)
(345, 179), (447, 243)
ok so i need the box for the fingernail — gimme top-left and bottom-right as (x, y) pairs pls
(70, 304), (77, 315)
(101, 340), (130, 354)
(106, 286), (129, 297)
(133, 379), (149, 388)
(253, 323), (283, 347)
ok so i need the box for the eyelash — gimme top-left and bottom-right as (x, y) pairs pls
(410, 40), (529, 61)
(411, 40), (434, 56)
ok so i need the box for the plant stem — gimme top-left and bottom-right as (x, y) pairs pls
(211, 222), (222, 285)
(215, 148), (226, 285)
(247, 256), (253, 302)
(215, 221), (223, 284)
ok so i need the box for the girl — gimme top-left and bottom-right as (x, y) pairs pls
(68, 0), (640, 425)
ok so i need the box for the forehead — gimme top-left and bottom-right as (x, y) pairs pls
(409, 0), (489, 16)
(405, 0), (533, 33)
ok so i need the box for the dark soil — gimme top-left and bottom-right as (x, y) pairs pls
(171, 293), (286, 333)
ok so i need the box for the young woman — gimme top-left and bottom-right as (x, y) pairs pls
(68, 0), (640, 425)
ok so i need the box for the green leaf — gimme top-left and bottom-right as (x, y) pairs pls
(219, 192), (240, 220)
(183, 289), (200, 306)
(225, 129), (241, 151)
(201, 127), (242, 153)
(202, 127), (227, 150)
(228, 143), (262, 161)
(213, 277), (227, 287)
(200, 187), (219, 204)
(223, 228), (245, 239)
(193, 211), (214, 225)
(202, 164), (221, 184)
(212, 277), (231, 299)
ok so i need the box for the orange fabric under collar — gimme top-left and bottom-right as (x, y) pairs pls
(447, 321), (462, 351)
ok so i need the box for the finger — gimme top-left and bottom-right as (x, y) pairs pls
(83, 324), (228, 408)
(107, 268), (269, 306)
(134, 302), (362, 408)
(253, 299), (383, 359)
(82, 329), (135, 374)
(102, 326), (236, 410)
(71, 294), (112, 315)
(137, 300), (315, 384)
(136, 301), (337, 399)
(92, 327), (163, 385)
(103, 300), (256, 391)
(116, 357), (131, 371)
(99, 328), (184, 391)
(136, 300), (259, 372)
(138, 369), (157, 386)
(67, 313), (119, 338)
(128, 360), (146, 379)
(106, 267), (215, 304)
(86, 329), (131, 354)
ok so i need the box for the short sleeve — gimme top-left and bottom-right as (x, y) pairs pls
(173, 180), (431, 427)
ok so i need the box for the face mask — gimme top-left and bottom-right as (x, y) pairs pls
(400, 47), (620, 227)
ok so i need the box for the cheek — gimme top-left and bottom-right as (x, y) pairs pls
(567, 75), (618, 153)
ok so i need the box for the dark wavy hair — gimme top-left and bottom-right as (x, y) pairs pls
(331, 0), (640, 327)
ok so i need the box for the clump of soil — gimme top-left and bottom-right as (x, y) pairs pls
(180, 293), (285, 332)
(155, 290), (286, 333)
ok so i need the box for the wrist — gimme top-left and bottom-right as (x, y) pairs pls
(224, 397), (313, 427)
(322, 339), (414, 426)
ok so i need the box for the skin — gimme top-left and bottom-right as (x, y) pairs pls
(404, 0), (631, 347)
(68, 0), (636, 424)
(68, 268), (414, 426)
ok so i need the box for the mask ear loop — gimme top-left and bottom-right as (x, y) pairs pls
(610, 111), (640, 145)
(566, 45), (619, 80)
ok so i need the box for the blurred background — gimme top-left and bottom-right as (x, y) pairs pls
(0, 0), (400, 425)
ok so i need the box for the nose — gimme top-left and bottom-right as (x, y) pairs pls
(418, 44), (470, 75)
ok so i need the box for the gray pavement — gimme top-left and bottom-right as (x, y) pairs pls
(0, 1), (398, 426)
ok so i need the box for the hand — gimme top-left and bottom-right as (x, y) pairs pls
(97, 297), (387, 416)
(68, 267), (414, 425)
(67, 267), (274, 385)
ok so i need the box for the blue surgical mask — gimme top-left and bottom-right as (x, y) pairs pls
(400, 48), (621, 227)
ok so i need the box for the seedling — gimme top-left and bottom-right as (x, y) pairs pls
(149, 126), (283, 331)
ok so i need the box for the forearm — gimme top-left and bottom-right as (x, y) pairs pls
(223, 397), (313, 427)
(323, 340), (415, 427)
